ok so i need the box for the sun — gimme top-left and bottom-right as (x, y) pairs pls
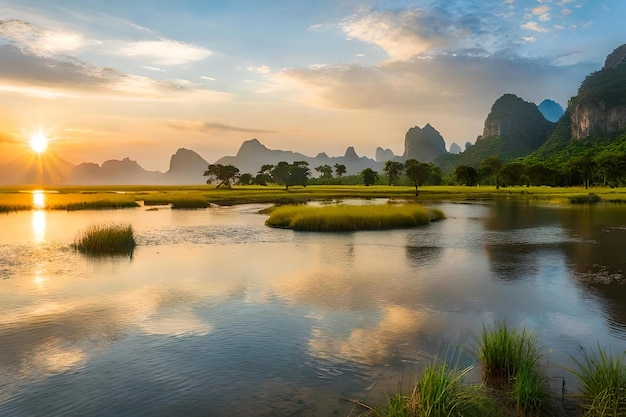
(29, 133), (48, 154)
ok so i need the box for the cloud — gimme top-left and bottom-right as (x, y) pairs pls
(117, 39), (211, 65)
(247, 65), (271, 74)
(0, 19), (86, 56)
(166, 120), (277, 134)
(276, 54), (583, 114)
(0, 19), (211, 67)
(338, 3), (513, 61)
(0, 44), (229, 102)
(0, 132), (18, 144)
(522, 21), (549, 32)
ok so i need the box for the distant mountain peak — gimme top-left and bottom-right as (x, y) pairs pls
(538, 99), (565, 123)
(236, 138), (268, 157)
(604, 44), (626, 69)
(403, 124), (447, 163)
(344, 146), (359, 159)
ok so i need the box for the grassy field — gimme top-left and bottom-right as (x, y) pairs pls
(1, 184), (626, 212)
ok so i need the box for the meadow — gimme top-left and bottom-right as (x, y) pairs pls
(1, 184), (626, 212)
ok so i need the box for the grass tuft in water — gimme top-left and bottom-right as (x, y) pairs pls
(265, 204), (442, 231)
(477, 322), (547, 415)
(73, 223), (136, 256)
(477, 322), (540, 381)
(370, 363), (475, 417)
(567, 344), (626, 417)
(410, 363), (473, 417)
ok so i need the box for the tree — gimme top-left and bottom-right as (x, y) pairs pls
(334, 163), (347, 178)
(361, 168), (379, 186)
(526, 162), (558, 186)
(596, 152), (626, 186)
(271, 161), (291, 188)
(568, 152), (597, 189)
(453, 165), (479, 186)
(203, 164), (240, 188)
(289, 161), (311, 187)
(479, 156), (503, 189)
(238, 173), (253, 185)
(255, 164), (274, 186)
(315, 164), (333, 179)
(270, 161), (311, 190)
(383, 160), (404, 185)
(500, 162), (527, 186)
(404, 159), (432, 196)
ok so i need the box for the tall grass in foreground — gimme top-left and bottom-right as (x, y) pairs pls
(73, 223), (136, 256)
(265, 204), (444, 231)
(567, 344), (626, 417)
(477, 322), (547, 415)
(372, 363), (475, 417)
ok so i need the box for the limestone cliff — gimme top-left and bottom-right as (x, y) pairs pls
(569, 44), (626, 140)
(479, 94), (554, 158)
(402, 124), (447, 163)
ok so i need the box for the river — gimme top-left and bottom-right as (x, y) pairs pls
(0, 199), (625, 416)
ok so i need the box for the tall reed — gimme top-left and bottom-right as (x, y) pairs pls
(73, 223), (136, 256)
(567, 344), (626, 417)
(477, 322), (540, 380)
(376, 363), (474, 417)
(409, 363), (473, 417)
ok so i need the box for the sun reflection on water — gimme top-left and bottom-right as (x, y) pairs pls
(32, 209), (46, 243)
(32, 190), (45, 209)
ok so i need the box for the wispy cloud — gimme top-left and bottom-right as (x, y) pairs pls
(276, 54), (584, 114)
(116, 39), (211, 65)
(0, 132), (18, 144)
(0, 43), (229, 102)
(166, 120), (277, 134)
(522, 21), (549, 33)
(247, 65), (271, 74)
(0, 16), (225, 104)
(0, 19), (87, 56)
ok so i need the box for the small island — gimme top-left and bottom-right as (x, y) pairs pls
(264, 203), (445, 232)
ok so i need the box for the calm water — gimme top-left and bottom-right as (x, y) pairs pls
(1, 199), (625, 416)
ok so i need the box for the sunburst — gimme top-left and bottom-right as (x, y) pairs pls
(29, 133), (48, 154)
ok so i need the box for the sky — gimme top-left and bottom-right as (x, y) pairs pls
(0, 0), (624, 171)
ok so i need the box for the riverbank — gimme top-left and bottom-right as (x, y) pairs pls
(1, 185), (625, 212)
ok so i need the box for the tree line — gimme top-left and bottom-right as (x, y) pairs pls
(203, 146), (626, 190)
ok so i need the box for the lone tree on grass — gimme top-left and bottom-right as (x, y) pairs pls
(404, 159), (432, 196)
(361, 168), (379, 186)
(204, 164), (240, 188)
